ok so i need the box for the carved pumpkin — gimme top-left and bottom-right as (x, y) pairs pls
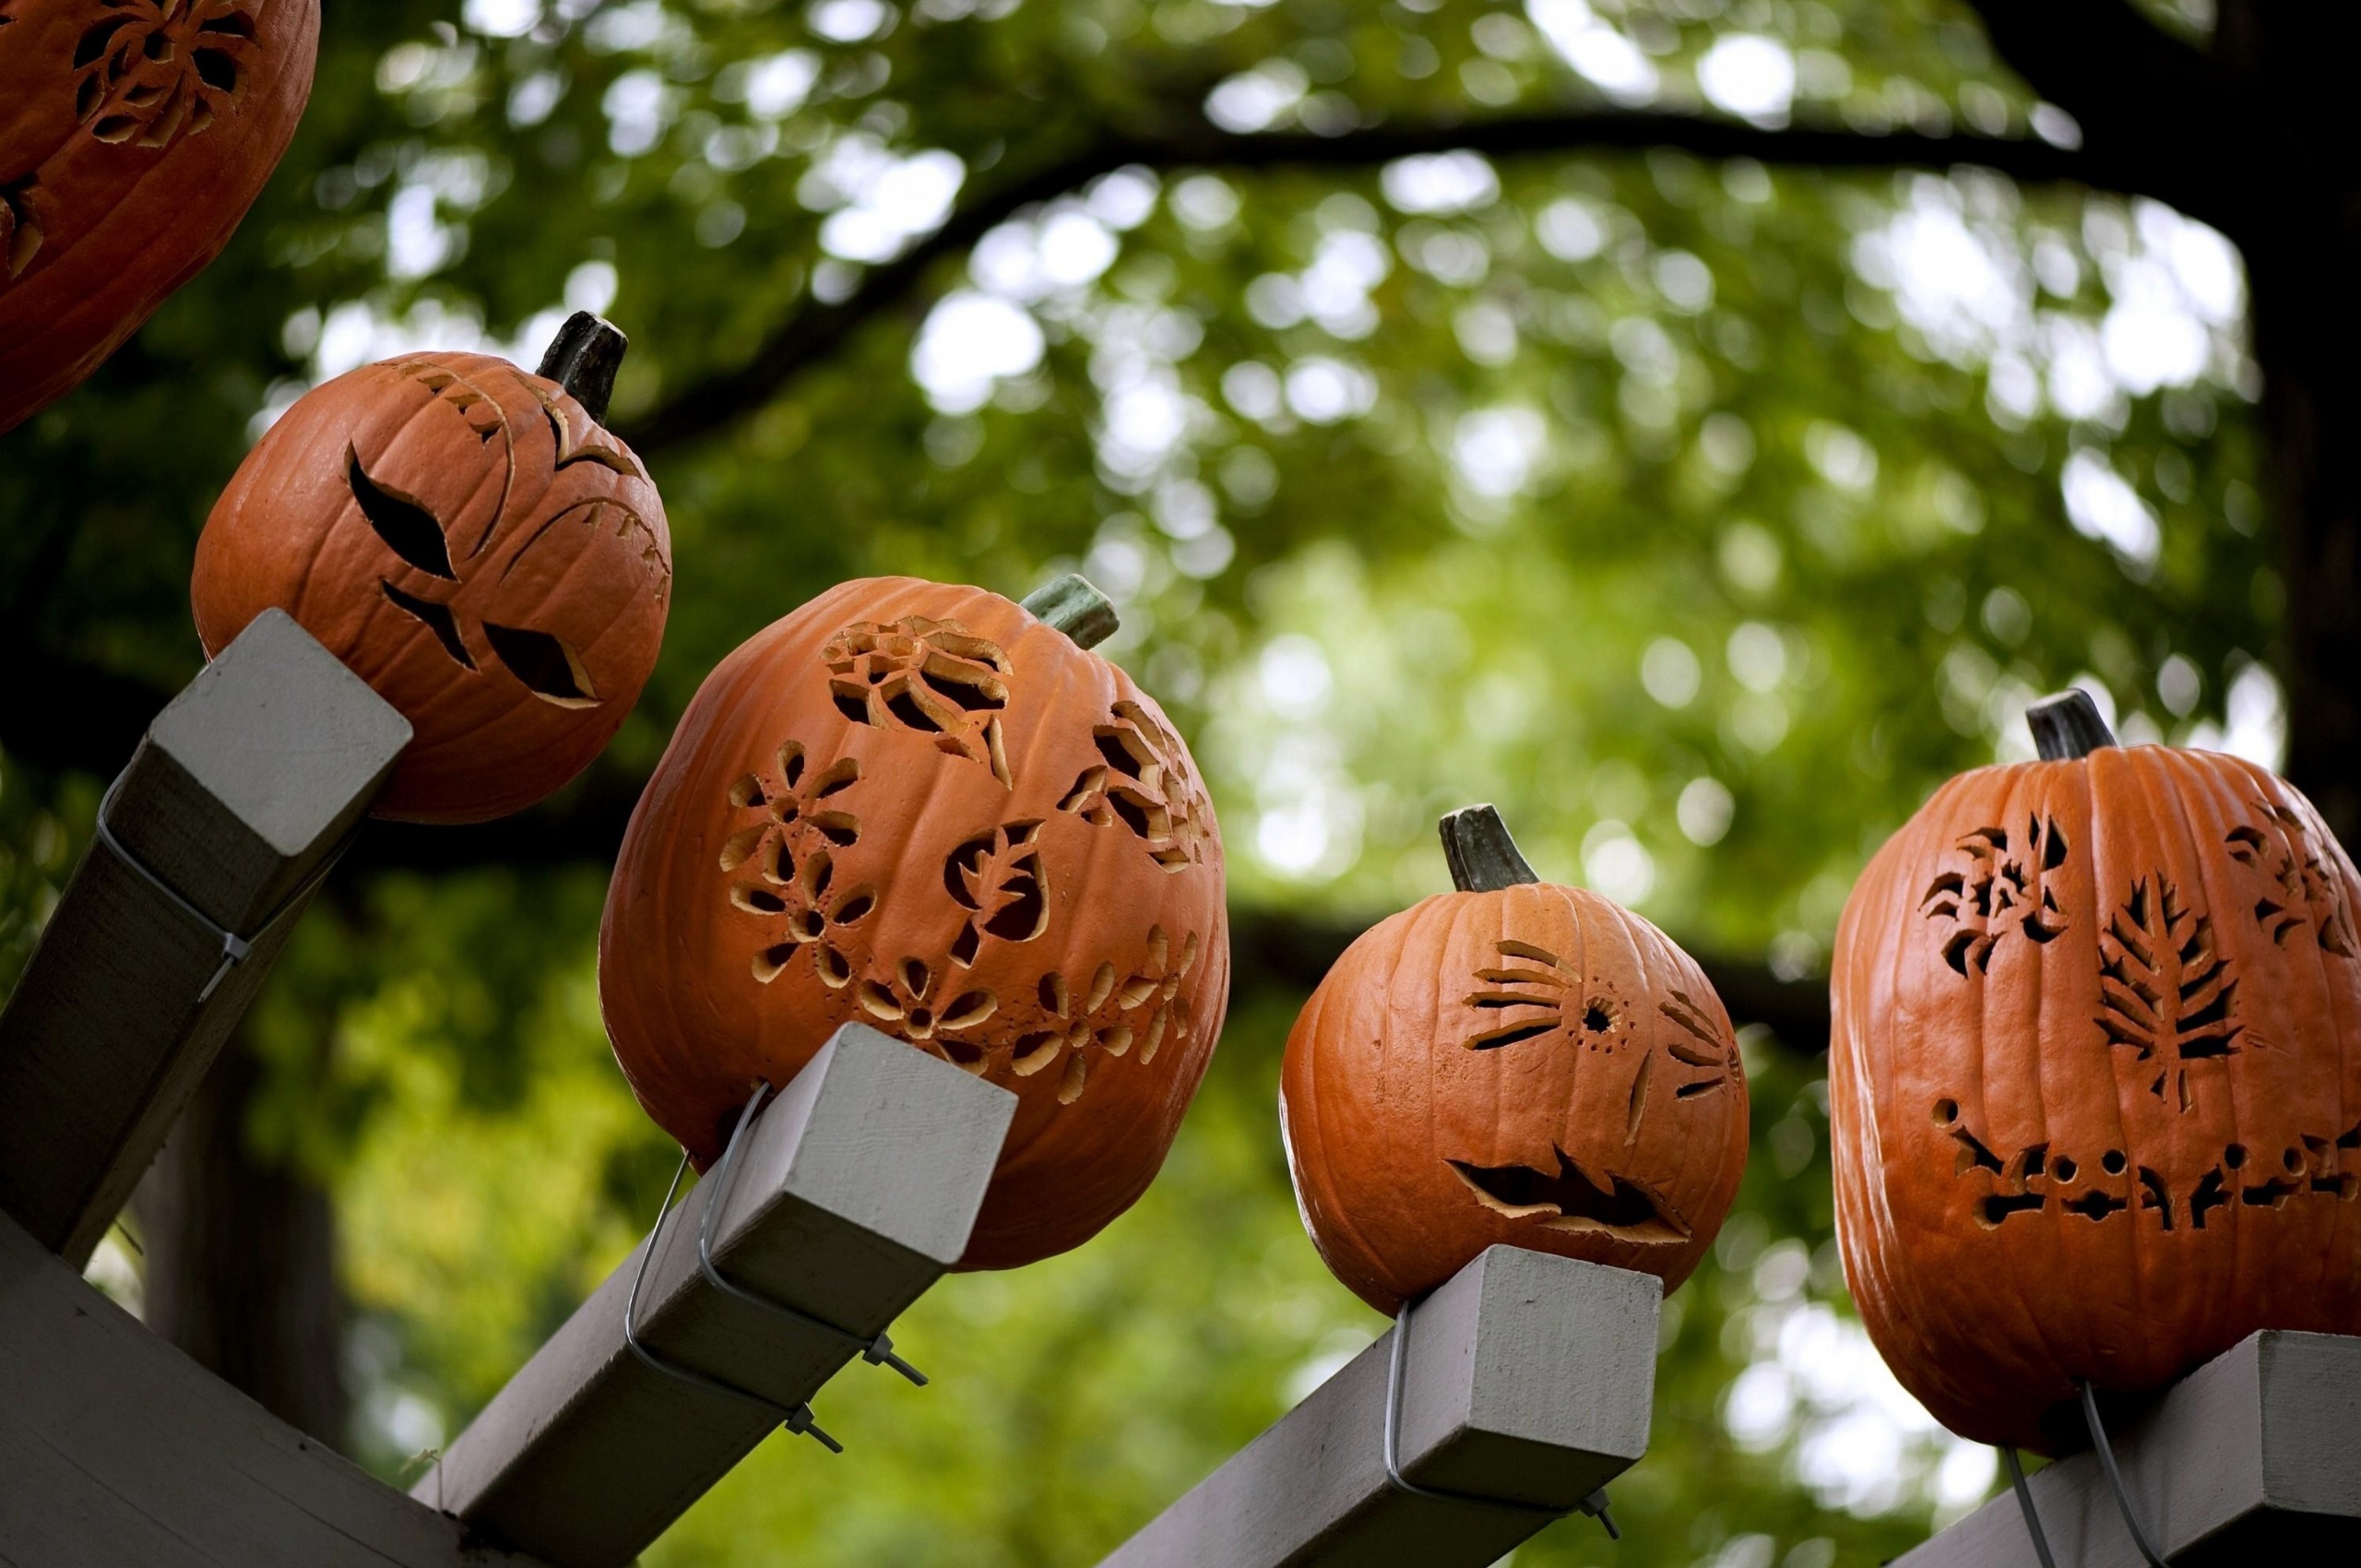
(0, 0), (319, 433)
(1281, 806), (1750, 1313)
(1832, 692), (2361, 1451)
(598, 574), (1230, 1270)
(191, 315), (671, 824)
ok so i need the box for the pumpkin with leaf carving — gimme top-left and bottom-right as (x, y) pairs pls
(1, 0), (319, 432)
(1832, 692), (2361, 1452)
(599, 574), (1230, 1270)
(190, 315), (671, 824)
(1281, 806), (1750, 1313)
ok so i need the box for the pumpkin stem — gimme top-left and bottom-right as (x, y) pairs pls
(538, 312), (628, 424)
(2027, 689), (2118, 760)
(1020, 574), (1120, 649)
(1440, 804), (1541, 893)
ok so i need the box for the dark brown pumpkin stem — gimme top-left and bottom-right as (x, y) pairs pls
(1440, 804), (1541, 893)
(1020, 574), (1119, 649)
(538, 312), (627, 424)
(2027, 690), (2118, 760)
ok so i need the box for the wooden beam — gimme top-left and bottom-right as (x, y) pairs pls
(1097, 1246), (1661, 1568)
(0, 1207), (542, 1567)
(1895, 1330), (2361, 1567)
(0, 610), (409, 1266)
(412, 1024), (1016, 1568)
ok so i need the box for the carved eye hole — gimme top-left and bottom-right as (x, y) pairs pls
(483, 624), (601, 708)
(381, 581), (475, 670)
(349, 447), (456, 579)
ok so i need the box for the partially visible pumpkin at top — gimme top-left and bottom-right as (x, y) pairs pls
(1282, 806), (1750, 1313)
(191, 314), (672, 824)
(1833, 691), (2361, 1452)
(598, 573), (1229, 1272)
(1, 0), (319, 433)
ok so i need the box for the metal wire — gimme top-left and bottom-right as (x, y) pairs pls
(694, 1082), (927, 1386)
(2081, 1383), (2170, 1568)
(1999, 1447), (2058, 1568)
(1999, 1386), (2173, 1568)
(1381, 1296), (1619, 1538)
(90, 773), (347, 1004)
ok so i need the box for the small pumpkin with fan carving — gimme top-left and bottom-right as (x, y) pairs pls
(1280, 806), (1750, 1313)
(598, 574), (1230, 1271)
(1831, 692), (2361, 1452)
(190, 315), (671, 825)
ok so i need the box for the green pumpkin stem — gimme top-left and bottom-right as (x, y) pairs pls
(2026, 690), (2118, 761)
(1020, 574), (1120, 649)
(538, 312), (628, 424)
(1440, 804), (1541, 893)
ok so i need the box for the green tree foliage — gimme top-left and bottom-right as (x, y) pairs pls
(2, 1), (2272, 1564)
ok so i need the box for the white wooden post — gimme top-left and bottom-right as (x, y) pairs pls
(411, 1023), (1016, 1568)
(0, 1206), (541, 1567)
(0, 609), (409, 1265)
(1097, 1246), (1661, 1568)
(1894, 1330), (2361, 1567)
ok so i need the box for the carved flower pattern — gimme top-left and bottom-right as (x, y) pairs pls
(849, 956), (1002, 1074)
(719, 742), (875, 985)
(72, 0), (265, 150)
(1057, 700), (1214, 873)
(1919, 816), (2070, 974)
(822, 615), (1013, 785)
(1012, 925), (1203, 1105)
(2226, 804), (2358, 958)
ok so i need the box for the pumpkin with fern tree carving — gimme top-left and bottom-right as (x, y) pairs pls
(1832, 691), (2361, 1452)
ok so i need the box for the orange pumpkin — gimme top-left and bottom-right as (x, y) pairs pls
(1281, 806), (1749, 1313)
(190, 315), (671, 824)
(1832, 692), (2361, 1451)
(1, 0), (318, 433)
(598, 574), (1229, 1270)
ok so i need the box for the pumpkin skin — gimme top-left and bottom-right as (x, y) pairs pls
(0, 0), (319, 433)
(1832, 726), (2361, 1453)
(191, 345), (672, 824)
(598, 576), (1230, 1271)
(1281, 814), (1750, 1313)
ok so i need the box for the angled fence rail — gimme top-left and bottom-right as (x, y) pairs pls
(1099, 1245), (1661, 1568)
(1897, 1329), (2361, 1567)
(0, 1206), (540, 1568)
(0, 609), (409, 1267)
(413, 1023), (1016, 1568)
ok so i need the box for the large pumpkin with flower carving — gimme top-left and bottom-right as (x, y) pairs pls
(1, 0), (319, 432)
(599, 575), (1229, 1269)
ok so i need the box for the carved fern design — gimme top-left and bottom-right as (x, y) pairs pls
(73, 1), (266, 151)
(943, 820), (1050, 968)
(2225, 804), (2358, 958)
(2096, 875), (2241, 1111)
(823, 616), (1012, 785)
(1920, 816), (2070, 975)
(1057, 700), (1213, 873)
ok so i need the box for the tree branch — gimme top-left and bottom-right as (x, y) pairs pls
(1959, 0), (2248, 230)
(622, 107), (2098, 456)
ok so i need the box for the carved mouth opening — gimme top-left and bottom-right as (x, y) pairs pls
(1447, 1147), (1690, 1243)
